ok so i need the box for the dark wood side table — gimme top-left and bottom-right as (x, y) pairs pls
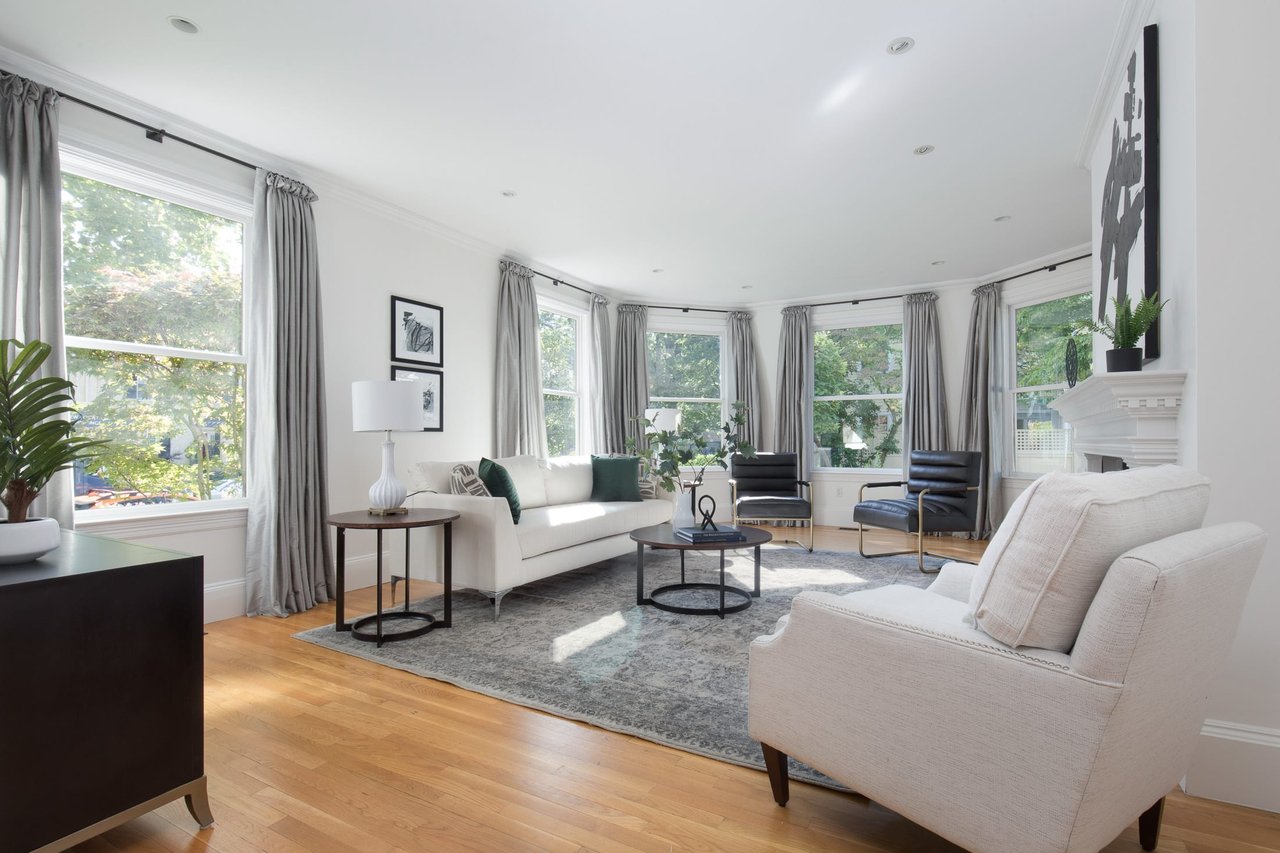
(328, 508), (459, 647)
(630, 523), (773, 619)
(0, 531), (210, 853)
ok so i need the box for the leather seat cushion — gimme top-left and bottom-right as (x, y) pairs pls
(736, 496), (811, 519)
(853, 498), (975, 533)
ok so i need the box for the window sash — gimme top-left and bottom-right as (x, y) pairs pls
(65, 335), (246, 365)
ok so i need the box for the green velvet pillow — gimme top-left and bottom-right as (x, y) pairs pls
(478, 457), (521, 523)
(590, 455), (643, 502)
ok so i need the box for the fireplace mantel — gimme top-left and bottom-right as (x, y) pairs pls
(1049, 371), (1187, 469)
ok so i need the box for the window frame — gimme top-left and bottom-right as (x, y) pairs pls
(535, 292), (590, 458)
(810, 301), (906, 474)
(1003, 267), (1093, 480)
(59, 146), (253, 521)
(645, 312), (728, 463)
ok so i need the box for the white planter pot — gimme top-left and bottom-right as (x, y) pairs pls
(0, 517), (62, 564)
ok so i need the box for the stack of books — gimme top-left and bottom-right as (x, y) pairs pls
(675, 525), (747, 544)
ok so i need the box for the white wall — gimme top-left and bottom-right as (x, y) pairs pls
(1180, 0), (1280, 811)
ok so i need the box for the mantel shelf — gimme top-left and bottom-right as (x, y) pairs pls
(1050, 370), (1187, 468)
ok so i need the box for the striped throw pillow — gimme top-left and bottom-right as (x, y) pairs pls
(638, 477), (658, 499)
(451, 464), (491, 497)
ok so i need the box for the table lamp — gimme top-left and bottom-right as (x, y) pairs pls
(352, 379), (423, 514)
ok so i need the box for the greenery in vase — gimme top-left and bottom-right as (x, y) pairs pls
(0, 339), (105, 523)
(626, 402), (756, 494)
(1079, 292), (1168, 350)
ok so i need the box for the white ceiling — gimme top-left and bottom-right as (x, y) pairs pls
(0, 0), (1123, 304)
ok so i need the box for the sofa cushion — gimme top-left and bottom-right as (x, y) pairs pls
(590, 456), (643, 502)
(479, 458), (521, 523)
(543, 456), (594, 505)
(516, 499), (672, 559)
(493, 454), (548, 509)
(736, 496), (811, 519)
(968, 465), (1210, 652)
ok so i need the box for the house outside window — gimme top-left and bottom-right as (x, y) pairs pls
(60, 162), (249, 512)
(646, 325), (725, 455)
(812, 321), (905, 470)
(538, 304), (586, 457)
(1010, 291), (1093, 475)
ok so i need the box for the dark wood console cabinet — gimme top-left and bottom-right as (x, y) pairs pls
(0, 531), (211, 852)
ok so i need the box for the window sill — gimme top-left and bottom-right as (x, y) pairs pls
(75, 500), (248, 538)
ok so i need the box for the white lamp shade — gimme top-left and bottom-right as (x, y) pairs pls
(352, 379), (422, 432)
(644, 407), (682, 434)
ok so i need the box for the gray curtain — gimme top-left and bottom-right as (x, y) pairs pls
(495, 260), (548, 458)
(616, 304), (649, 453)
(902, 291), (950, 471)
(774, 305), (814, 479)
(0, 72), (72, 528)
(589, 294), (623, 454)
(245, 170), (333, 616)
(958, 282), (1004, 538)
(725, 311), (761, 448)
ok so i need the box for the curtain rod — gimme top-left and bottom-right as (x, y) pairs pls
(806, 252), (1095, 309)
(2, 67), (259, 171)
(529, 268), (731, 313)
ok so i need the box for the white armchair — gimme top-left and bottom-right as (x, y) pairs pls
(749, 467), (1267, 853)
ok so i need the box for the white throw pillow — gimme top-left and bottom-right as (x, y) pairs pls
(543, 456), (594, 505)
(968, 465), (1210, 652)
(492, 454), (549, 509)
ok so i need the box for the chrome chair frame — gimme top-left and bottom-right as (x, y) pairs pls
(731, 479), (815, 552)
(856, 481), (981, 574)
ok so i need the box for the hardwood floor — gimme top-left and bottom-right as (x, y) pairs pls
(72, 527), (1280, 853)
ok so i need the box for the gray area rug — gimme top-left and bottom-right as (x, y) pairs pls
(295, 545), (934, 786)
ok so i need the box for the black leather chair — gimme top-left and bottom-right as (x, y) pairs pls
(852, 450), (982, 573)
(730, 452), (813, 551)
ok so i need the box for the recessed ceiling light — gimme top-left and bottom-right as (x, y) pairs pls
(931, 260), (946, 266)
(741, 285), (753, 290)
(652, 268), (664, 274)
(167, 16), (199, 34)
(501, 190), (517, 198)
(914, 144), (935, 156)
(887, 37), (915, 55)
(994, 215), (1012, 222)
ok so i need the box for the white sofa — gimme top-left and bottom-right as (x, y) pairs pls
(409, 455), (671, 615)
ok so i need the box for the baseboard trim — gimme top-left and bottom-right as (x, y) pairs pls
(204, 578), (246, 624)
(1186, 719), (1280, 813)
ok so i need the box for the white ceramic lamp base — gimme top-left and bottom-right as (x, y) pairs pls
(368, 438), (408, 515)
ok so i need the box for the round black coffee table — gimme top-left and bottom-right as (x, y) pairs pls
(630, 523), (773, 619)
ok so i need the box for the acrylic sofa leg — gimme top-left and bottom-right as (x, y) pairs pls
(761, 742), (790, 806)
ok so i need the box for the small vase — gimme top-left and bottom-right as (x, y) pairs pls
(1106, 347), (1144, 372)
(0, 517), (62, 564)
(671, 482), (699, 530)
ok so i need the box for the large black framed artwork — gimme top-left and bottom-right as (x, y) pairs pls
(391, 295), (444, 367)
(391, 366), (443, 432)
(1094, 23), (1160, 359)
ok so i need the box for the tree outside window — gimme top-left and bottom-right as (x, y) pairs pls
(646, 331), (724, 457)
(812, 323), (904, 469)
(61, 172), (247, 511)
(1012, 291), (1094, 474)
(539, 309), (580, 457)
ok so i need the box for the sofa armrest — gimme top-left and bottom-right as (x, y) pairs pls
(409, 492), (519, 593)
(927, 560), (980, 603)
(748, 587), (1116, 853)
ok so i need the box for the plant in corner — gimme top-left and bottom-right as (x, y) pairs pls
(0, 339), (104, 562)
(627, 402), (756, 526)
(1079, 292), (1168, 372)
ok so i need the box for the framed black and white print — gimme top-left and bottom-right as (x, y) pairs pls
(391, 366), (443, 432)
(1092, 23), (1160, 359)
(391, 296), (444, 367)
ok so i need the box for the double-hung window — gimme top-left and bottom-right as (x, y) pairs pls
(1010, 291), (1093, 475)
(537, 299), (588, 457)
(812, 320), (905, 470)
(60, 162), (249, 513)
(646, 325), (725, 455)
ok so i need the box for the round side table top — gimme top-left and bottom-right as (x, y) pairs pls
(327, 508), (460, 530)
(630, 523), (772, 551)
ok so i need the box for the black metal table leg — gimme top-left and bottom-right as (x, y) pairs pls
(753, 544), (761, 597)
(719, 549), (726, 619)
(403, 529), (411, 612)
(443, 521), (453, 628)
(335, 528), (349, 631)
(636, 542), (645, 606)
(375, 529), (384, 647)
(680, 550), (686, 584)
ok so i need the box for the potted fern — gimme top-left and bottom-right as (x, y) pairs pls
(1081, 292), (1168, 372)
(0, 339), (104, 563)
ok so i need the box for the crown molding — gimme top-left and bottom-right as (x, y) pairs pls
(1074, 0), (1158, 167)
